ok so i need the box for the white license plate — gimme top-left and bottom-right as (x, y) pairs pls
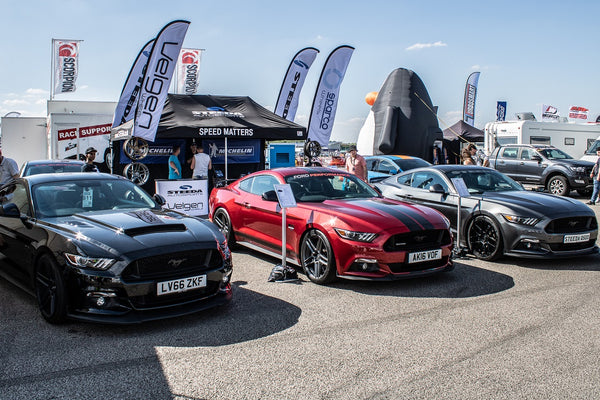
(157, 274), (207, 296)
(563, 233), (590, 243)
(408, 249), (442, 263)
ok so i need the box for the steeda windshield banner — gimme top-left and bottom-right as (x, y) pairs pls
(274, 47), (319, 121)
(134, 20), (190, 141)
(307, 45), (354, 147)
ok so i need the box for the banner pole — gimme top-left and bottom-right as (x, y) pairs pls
(50, 39), (54, 100)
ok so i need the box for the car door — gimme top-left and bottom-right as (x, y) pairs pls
(238, 174), (283, 252)
(516, 147), (544, 184)
(406, 171), (458, 227)
(495, 147), (521, 180)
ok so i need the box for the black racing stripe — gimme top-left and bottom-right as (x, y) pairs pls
(356, 199), (435, 231)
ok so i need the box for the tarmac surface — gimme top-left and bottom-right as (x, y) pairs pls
(1, 195), (600, 399)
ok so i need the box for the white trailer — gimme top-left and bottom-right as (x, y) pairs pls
(484, 120), (600, 159)
(0, 116), (48, 169)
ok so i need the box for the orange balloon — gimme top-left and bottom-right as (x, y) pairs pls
(365, 91), (378, 106)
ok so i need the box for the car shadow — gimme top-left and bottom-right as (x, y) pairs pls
(328, 262), (515, 298)
(493, 253), (600, 271)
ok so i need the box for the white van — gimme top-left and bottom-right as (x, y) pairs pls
(581, 136), (600, 162)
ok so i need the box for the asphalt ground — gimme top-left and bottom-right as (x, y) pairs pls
(1, 196), (600, 399)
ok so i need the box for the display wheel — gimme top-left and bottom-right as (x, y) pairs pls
(123, 137), (149, 161)
(304, 140), (322, 158)
(123, 162), (150, 185)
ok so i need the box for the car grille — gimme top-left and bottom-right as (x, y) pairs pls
(387, 255), (451, 273)
(383, 229), (452, 252)
(548, 239), (597, 252)
(121, 249), (224, 282)
(128, 282), (222, 309)
(544, 216), (598, 234)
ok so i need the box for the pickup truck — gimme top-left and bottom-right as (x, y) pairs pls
(488, 144), (594, 196)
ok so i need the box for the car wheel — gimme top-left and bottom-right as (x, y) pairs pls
(467, 215), (503, 261)
(35, 254), (67, 324)
(547, 175), (569, 196)
(300, 229), (336, 284)
(213, 208), (235, 246)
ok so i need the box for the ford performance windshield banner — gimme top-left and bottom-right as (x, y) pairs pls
(203, 139), (260, 164)
(307, 45), (354, 147)
(134, 20), (190, 142)
(275, 47), (319, 121)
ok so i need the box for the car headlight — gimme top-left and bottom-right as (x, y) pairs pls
(334, 228), (378, 243)
(502, 214), (541, 226)
(64, 253), (116, 270)
(569, 166), (587, 173)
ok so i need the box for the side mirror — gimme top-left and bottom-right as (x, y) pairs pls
(0, 203), (20, 218)
(429, 183), (447, 194)
(262, 190), (278, 202)
(153, 193), (166, 206)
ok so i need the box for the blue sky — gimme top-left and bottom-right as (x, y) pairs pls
(1, 0), (599, 142)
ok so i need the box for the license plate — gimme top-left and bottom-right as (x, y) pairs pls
(157, 274), (207, 296)
(563, 233), (590, 243)
(408, 249), (442, 263)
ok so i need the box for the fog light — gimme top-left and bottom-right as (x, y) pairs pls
(349, 258), (379, 273)
(96, 297), (106, 307)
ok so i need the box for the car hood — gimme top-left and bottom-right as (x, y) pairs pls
(43, 208), (223, 256)
(480, 191), (594, 217)
(549, 159), (594, 168)
(301, 197), (448, 232)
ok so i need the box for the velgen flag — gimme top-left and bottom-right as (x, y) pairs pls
(275, 47), (319, 121)
(175, 48), (203, 95)
(112, 39), (154, 128)
(307, 45), (354, 146)
(542, 104), (560, 122)
(496, 101), (507, 121)
(134, 20), (190, 141)
(463, 71), (480, 126)
(569, 106), (588, 120)
(53, 39), (82, 95)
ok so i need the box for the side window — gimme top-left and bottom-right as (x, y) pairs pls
(366, 159), (377, 171)
(396, 173), (413, 186)
(520, 149), (532, 160)
(412, 172), (439, 190)
(501, 147), (518, 158)
(238, 177), (252, 193)
(9, 183), (30, 215)
(250, 175), (279, 196)
(379, 160), (396, 174)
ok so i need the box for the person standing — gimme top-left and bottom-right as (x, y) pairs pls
(588, 148), (600, 205)
(462, 144), (478, 165)
(345, 145), (367, 181)
(168, 145), (182, 180)
(190, 144), (212, 179)
(0, 149), (19, 185)
(81, 147), (99, 172)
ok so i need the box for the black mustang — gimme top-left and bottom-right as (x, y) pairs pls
(375, 165), (599, 261)
(0, 173), (232, 324)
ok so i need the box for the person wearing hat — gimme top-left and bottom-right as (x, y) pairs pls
(345, 145), (367, 181)
(0, 148), (19, 185)
(81, 147), (99, 172)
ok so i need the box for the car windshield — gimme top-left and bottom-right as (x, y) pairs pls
(284, 172), (379, 202)
(538, 148), (573, 160)
(32, 178), (157, 218)
(445, 169), (522, 194)
(24, 163), (83, 176)
(393, 158), (430, 170)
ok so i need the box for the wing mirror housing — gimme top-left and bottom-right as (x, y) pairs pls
(429, 183), (447, 194)
(262, 190), (278, 202)
(153, 193), (166, 206)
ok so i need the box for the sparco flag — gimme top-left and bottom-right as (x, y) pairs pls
(52, 39), (82, 95)
(496, 101), (507, 121)
(135, 20), (190, 141)
(569, 106), (588, 120)
(275, 47), (319, 121)
(175, 48), (203, 95)
(463, 71), (480, 126)
(542, 104), (560, 122)
(307, 45), (354, 146)
(112, 39), (154, 129)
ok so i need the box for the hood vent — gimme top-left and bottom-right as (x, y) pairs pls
(124, 224), (187, 237)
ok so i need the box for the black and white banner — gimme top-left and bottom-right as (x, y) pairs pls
(112, 39), (154, 129)
(463, 71), (480, 126)
(274, 47), (319, 121)
(307, 45), (354, 146)
(53, 39), (82, 95)
(135, 20), (190, 142)
(175, 48), (203, 95)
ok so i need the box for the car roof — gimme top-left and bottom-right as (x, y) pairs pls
(23, 172), (126, 185)
(23, 159), (85, 166)
(497, 144), (554, 149)
(253, 166), (353, 177)
(402, 165), (491, 173)
(365, 155), (424, 160)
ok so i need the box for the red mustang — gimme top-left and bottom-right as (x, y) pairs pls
(209, 167), (453, 284)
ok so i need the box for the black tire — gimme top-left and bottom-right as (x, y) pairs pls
(577, 188), (592, 197)
(467, 215), (503, 261)
(547, 175), (569, 196)
(213, 208), (235, 246)
(300, 229), (336, 284)
(35, 254), (67, 324)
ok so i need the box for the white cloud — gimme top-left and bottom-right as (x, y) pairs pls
(405, 41), (447, 51)
(26, 88), (48, 95)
